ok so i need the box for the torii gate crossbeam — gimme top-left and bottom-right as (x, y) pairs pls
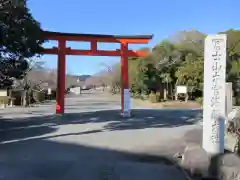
(41, 31), (153, 117)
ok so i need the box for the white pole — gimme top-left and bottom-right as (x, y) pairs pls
(123, 89), (131, 117)
(225, 83), (233, 117)
(202, 34), (227, 155)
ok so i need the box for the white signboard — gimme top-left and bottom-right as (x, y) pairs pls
(43, 82), (48, 87)
(176, 86), (187, 94)
(47, 88), (52, 95)
(202, 34), (227, 155)
(70, 87), (81, 95)
(0, 90), (7, 96)
(123, 89), (131, 117)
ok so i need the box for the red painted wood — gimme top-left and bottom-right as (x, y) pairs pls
(42, 48), (149, 57)
(56, 39), (66, 114)
(90, 41), (97, 52)
(121, 43), (129, 113)
(43, 31), (153, 44)
(45, 36), (150, 44)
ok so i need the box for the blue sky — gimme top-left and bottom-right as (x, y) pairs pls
(28, 0), (239, 75)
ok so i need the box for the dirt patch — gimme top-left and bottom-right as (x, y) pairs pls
(132, 99), (201, 109)
(161, 101), (201, 109)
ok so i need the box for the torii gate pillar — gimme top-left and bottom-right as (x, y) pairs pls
(56, 39), (66, 114)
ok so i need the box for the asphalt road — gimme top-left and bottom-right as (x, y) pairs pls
(0, 92), (203, 180)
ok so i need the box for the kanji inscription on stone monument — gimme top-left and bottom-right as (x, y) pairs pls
(202, 34), (227, 155)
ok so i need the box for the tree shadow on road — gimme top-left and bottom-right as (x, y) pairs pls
(0, 138), (189, 180)
(103, 109), (202, 131)
(0, 109), (202, 143)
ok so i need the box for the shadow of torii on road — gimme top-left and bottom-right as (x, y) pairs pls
(0, 137), (189, 180)
(0, 109), (202, 143)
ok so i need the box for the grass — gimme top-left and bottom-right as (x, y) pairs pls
(131, 98), (201, 109)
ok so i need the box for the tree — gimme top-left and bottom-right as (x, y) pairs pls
(0, 0), (44, 58)
(0, 0), (44, 88)
(151, 41), (184, 99)
(0, 57), (29, 88)
(171, 29), (240, 81)
(223, 30), (240, 104)
(109, 63), (121, 93)
(175, 53), (204, 98)
(14, 59), (46, 106)
(169, 30), (206, 56)
(152, 40), (183, 69)
(92, 29), (240, 103)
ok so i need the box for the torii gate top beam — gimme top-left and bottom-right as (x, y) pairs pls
(43, 30), (153, 44)
(42, 31), (153, 57)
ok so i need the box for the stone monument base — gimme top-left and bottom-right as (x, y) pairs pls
(179, 129), (240, 180)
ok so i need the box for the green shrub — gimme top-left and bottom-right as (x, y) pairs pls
(226, 116), (240, 154)
(156, 91), (161, 102)
(149, 92), (160, 103)
(196, 97), (203, 105)
(233, 97), (236, 106)
(133, 92), (141, 99)
(141, 94), (149, 100)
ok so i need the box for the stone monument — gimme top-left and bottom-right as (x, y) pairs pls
(202, 34), (227, 155)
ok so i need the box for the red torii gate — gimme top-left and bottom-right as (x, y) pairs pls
(41, 31), (153, 117)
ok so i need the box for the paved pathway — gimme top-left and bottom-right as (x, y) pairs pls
(0, 92), (203, 180)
